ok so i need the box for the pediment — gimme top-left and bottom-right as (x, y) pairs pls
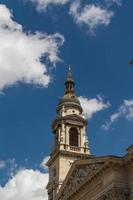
(56, 159), (105, 200)
(56, 156), (123, 200)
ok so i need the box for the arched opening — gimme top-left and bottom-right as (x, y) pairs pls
(69, 127), (79, 147)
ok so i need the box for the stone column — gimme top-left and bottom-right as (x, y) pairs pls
(58, 127), (61, 143)
(80, 127), (83, 147)
(60, 122), (65, 150)
(65, 125), (69, 150)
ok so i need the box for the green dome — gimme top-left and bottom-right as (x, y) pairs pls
(59, 94), (80, 106)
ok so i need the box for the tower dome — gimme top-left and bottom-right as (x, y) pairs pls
(57, 67), (82, 112)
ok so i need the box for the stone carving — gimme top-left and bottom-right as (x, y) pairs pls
(59, 163), (102, 200)
(98, 188), (130, 200)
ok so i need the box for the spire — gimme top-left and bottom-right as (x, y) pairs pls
(57, 66), (82, 112)
(67, 65), (72, 80)
(65, 66), (75, 95)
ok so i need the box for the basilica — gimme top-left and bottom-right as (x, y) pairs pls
(46, 69), (133, 200)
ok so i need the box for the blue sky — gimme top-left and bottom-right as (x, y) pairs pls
(0, 0), (133, 199)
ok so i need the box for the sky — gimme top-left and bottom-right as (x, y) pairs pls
(0, 0), (133, 199)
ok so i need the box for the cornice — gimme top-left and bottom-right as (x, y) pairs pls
(56, 103), (82, 113)
(52, 114), (87, 130)
(46, 149), (92, 167)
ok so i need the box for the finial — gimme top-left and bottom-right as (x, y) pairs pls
(64, 65), (75, 94)
(69, 65), (71, 71)
(67, 65), (72, 80)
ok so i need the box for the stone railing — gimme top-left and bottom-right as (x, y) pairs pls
(70, 146), (80, 152)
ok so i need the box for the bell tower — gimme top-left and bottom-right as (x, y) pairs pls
(46, 68), (91, 200)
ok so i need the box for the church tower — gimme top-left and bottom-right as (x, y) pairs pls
(46, 68), (91, 200)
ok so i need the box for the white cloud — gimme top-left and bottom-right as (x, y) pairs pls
(69, 1), (114, 34)
(105, 0), (122, 7)
(0, 161), (6, 170)
(102, 99), (133, 130)
(102, 112), (120, 130)
(0, 159), (18, 172)
(40, 156), (50, 171)
(0, 4), (64, 92)
(29, 0), (69, 12)
(26, 0), (122, 35)
(79, 96), (110, 119)
(6, 159), (18, 177)
(0, 169), (48, 200)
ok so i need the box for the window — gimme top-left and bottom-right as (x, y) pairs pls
(69, 127), (79, 147)
(52, 167), (56, 180)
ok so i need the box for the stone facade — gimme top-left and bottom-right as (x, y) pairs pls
(56, 145), (133, 200)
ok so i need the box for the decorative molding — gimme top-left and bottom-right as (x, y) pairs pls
(52, 114), (87, 129)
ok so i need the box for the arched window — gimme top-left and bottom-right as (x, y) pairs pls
(69, 127), (79, 147)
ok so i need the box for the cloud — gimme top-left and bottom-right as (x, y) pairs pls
(0, 161), (6, 170)
(6, 159), (18, 177)
(40, 156), (50, 171)
(102, 99), (133, 130)
(26, 0), (122, 35)
(79, 96), (110, 119)
(105, 0), (122, 7)
(0, 159), (19, 181)
(0, 156), (50, 200)
(28, 0), (69, 12)
(69, 1), (114, 34)
(0, 169), (48, 200)
(0, 159), (18, 172)
(0, 4), (64, 92)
